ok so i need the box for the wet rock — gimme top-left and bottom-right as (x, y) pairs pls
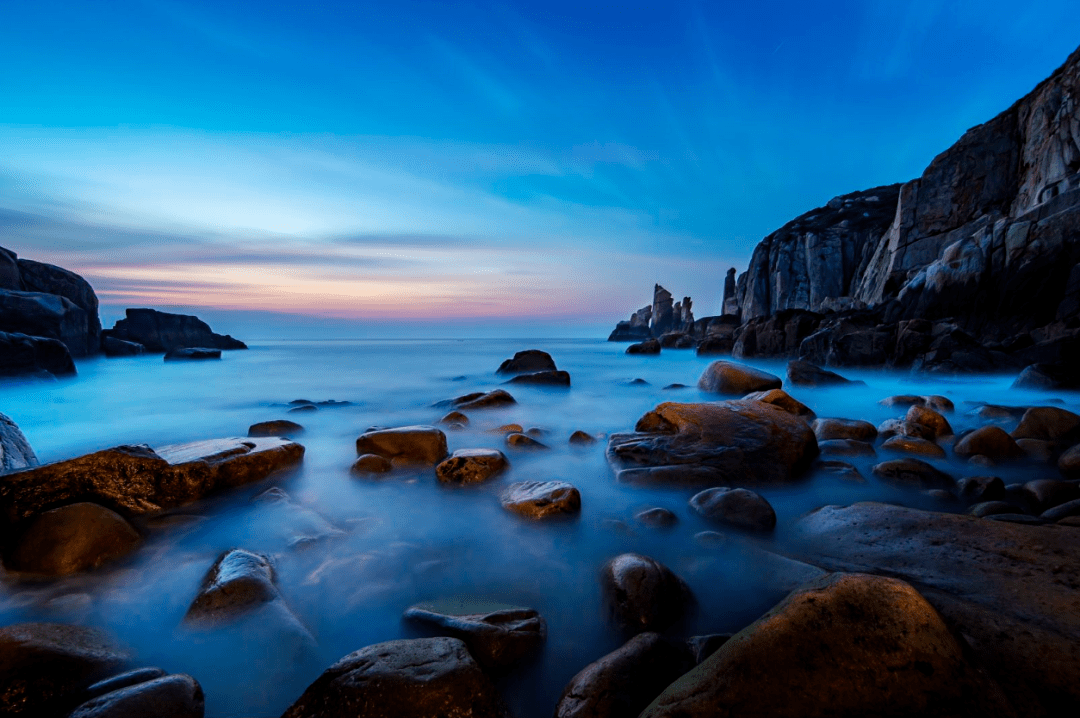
(83, 668), (167, 701)
(490, 423), (523, 435)
(957, 476), (1006, 503)
(954, 426), (1026, 459)
(881, 394), (955, 412)
(695, 336), (733, 355)
(438, 411), (469, 426)
(6, 502), (141, 576)
(443, 389), (517, 410)
(1011, 406), (1080, 443)
(640, 572), (1015, 718)
(288, 404), (317, 414)
(248, 420), (304, 438)
(554, 633), (694, 718)
(0, 330), (76, 378)
(906, 405), (953, 439)
(435, 449), (507, 485)
(608, 400), (818, 486)
(505, 370), (571, 386)
(403, 598), (545, 671)
(351, 454), (393, 475)
(101, 336), (145, 357)
(811, 417), (877, 442)
(986, 513), (1045, 525)
(69, 674), (204, 718)
(163, 347), (220, 361)
(282, 637), (508, 718)
(355, 426), (448, 466)
(814, 460), (865, 482)
(969, 501), (1021, 517)
(505, 432), (548, 450)
(625, 378), (650, 386)
(634, 507), (678, 528)
(882, 435), (947, 458)
(525, 427), (547, 438)
(972, 403), (1027, 420)
(0, 623), (131, 717)
(1016, 438), (1056, 462)
(1, 411), (37, 473)
(662, 383), (688, 390)
(569, 430), (597, 446)
(872, 459), (954, 489)
(1022, 479), (1080, 513)
(697, 361), (782, 394)
(500, 481), (580, 518)
(626, 339), (661, 355)
(785, 360), (858, 386)
(687, 634), (731, 664)
(496, 350), (557, 375)
(1012, 363), (1079, 390)
(818, 439), (876, 457)
(688, 487), (776, 531)
(1060, 444), (1080, 477)
(1041, 498), (1080, 522)
(600, 553), (691, 633)
(658, 331), (695, 349)
(878, 417), (937, 441)
(185, 549), (278, 624)
(742, 388), (814, 418)
(0, 437), (304, 524)
(105, 308), (245, 353)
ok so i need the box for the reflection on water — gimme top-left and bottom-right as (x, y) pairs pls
(0, 339), (1074, 717)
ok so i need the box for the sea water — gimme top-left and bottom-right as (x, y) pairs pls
(0, 339), (1074, 717)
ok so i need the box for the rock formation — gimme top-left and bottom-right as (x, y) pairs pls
(104, 308), (247, 353)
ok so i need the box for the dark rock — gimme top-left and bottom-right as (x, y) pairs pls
(786, 360), (858, 386)
(954, 426), (1026, 459)
(697, 360), (782, 394)
(968, 501), (1021, 517)
(814, 460), (866, 482)
(640, 572), (1015, 718)
(1021, 479), (1080, 513)
(1, 411), (37, 473)
(634, 507), (678, 528)
(688, 487), (776, 531)
(438, 411), (469, 426)
(878, 418), (936, 441)
(657, 332), (694, 349)
(688, 634), (731, 664)
(163, 347), (220, 361)
(1011, 406), (1080, 443)
(569, 430), (597, 446)
(1012, 363), (1080, 390)
(281, 637), (508, 718)
(0, 623), (131, 717)
(289, 399), (314, 406)
(6, 502), (141, 576)
(105, 308), (245, 353)
(651, 284), (675, 336)
(0, 246), (21, 290)
(872, 459), (955, 489)
(350, 454), (393, 475)
(811, 417), (877, 442)
(608, 321), (652, 342)
(733, 310), (822, 359)
(1060, 444), (1080, 477)
(554, 633), (694, 718)
(435, 449), (507, 485)
(496, 350), (557, 375)
(1016, 438), (1057, 462)
(882, 435), (947, 458)
(662, 383), (688, 390)
(625, 378), (650, 386)
(355, 426), (448, 466)
(500, 481), (580, 518)
(287, 404), (317, 413)
(403, 598), (545, 671)
(600, 553), (690, 633)
(441, 389), (516, 410)
(798, 315), (895, 367)
(818, 439), (876, 457)
(0, 331), (76, 378)
(906, 404), (954, 439)
(0, 289), (91, 357)
(957, 476), (1007, 503)
(742, 388), (815, 418)
(69, 674), (203, 718)
(101, 336), (145, 357)
(248, 420), (304, 438)
(505, 432), (549, 450)
(985, 513), (1046, 525)
(881, 394), (955, 412)
(17, 259), (101, 355)
(695, 336), (733, 355)
(505, 370), (570, 386)
(608, 400), (818, 486)
(83, 668), (167, 701)
(1041, 498), (1080, 522)
(626, 339), (661, 355)
(184, 549), (277, 624)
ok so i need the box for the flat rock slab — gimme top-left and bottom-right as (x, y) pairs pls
(0, 437), (304, 525)
(791, 502), (1080, 717)
(403, 597), (546, 671)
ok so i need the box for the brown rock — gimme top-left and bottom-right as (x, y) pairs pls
(785, 360), (857, 386)
(742, 388), (814, 418)
(490, 423), (524, 435)
(697, 361), (782, 394)
(872, 459), (955, 489)
(403, 598), (545, 671)
(184, 549), (278, 625)
(600, 553), (690, 633)
(435, 449), (507, 485)
(569, 430), (597, 446)
(881, 395), (955, 412)
(505, 432), (549, 450)
(906, 405), (954, 438)
(688, 487), (776, 531)
(248, 420), (305, 437)
(355, 426), (447, 466)
(438, 411), (469, 426)
(6, 502), (142, 576)
(350, 454), (393, 475)
(954, 426), (1026, 459)
(882, 435), (947, 458)
(445, 389), (516, 410)
(878, 418), (936, 441)
(811, 417), (877, 442)
(1011, 406), (1080, 443)
(500, 481), (580, 518)
(818, 439), (876, 457)
(1060, 444), (1080, 477)
(69, 674), (203, 718)
(634, 507), (678, 528)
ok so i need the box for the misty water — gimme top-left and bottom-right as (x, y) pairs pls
(0, 339), (1074, 718)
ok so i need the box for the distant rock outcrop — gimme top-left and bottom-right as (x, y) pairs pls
(609, 284), (698, 341)
(104, 308), (247, 353)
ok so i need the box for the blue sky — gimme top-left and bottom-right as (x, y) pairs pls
(0, 0), (1077, 335)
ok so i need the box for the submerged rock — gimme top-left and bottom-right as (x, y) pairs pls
(786, 360), (858, 386)
(403, 598), (546, 671)
(355, 426), (448, 466)
(505, 432), (549, 450)
(248, 420), (305, 438)
(163, 347), (221, 361)
(569, 430), (597, 446)
(688, 487), (776, 531)
(811, 417), (877, 442)
(351, 454), (393, 475)
(505, 370), (570, 386)
(634, 507), (678, 528)
(435, 449), (507, 485)
(442, 389), (517, 410)
(600, 553), (691, 633)
(184, 549), (278, 625)
(68, 674), (204, 718)
(6, 502), (142, 576)
(500, 481), (580, 518)
(872, 458), (954, 489)
(626, 339), (661, 355)
(496, 349), (557, 375)
(697, 360), (782, 394)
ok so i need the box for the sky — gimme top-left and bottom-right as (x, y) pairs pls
(0, 0), (1077, 337)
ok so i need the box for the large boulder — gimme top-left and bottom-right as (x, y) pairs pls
(742, 389), (814, 419)
(0, 331), (76, 378)
(600, 553), (691, 633)
(954, 426), (1026, 460)
(608, 401), (818, 486)
(0, 411), (37, 473)
(0, 290), (90, 357)
(17, 258), (102, 355)
(697, 361), (782, 394)
(68, 674), (204, 718)
(496, 349), (557, 374)
(403, 598), (545, 671)
(640, 572), (1015, 718)
(786, 359), (858, 386)
(6, 502), (141, 576)
(104, 308), (246, 353)
(355, 426), (447, 466)
(280, 637), (509, 718)
(0, 437), (304, 527)
(1010, 406), (1080, 444)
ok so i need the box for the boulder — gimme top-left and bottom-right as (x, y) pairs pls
(248, 420), (304, 438)
(1, 411), (37, 473)
(505, 370), (571, 386)
(351, 454), (393, 475)
(17, 259), (101, 354)
(68, 674), (203, 718)
(634, 507), (678, 527)
(1021, 479), (1080, 513)
(101, 336), (145, 357)
(658, 332), (695, 349)
(496, 349), (557, 375)
(1060, 444), (1080, 477)
(695, 336), (733, 355)
(82, 668), (168, 701)
(554, 633), (694, 718)
(1010, 406), (1080, 443)
(969, 501), (1021, 518)
(600, 553), (691, 633)
(441, 389), (516, 410)
(0, 437), (304, 526)
(0, 330), (76, 378)
(957, 476), (1006, 503)
(639, 572), (1015, 718)
(880, 394), (955, 412)
(0, 289), (91, 357)
(568, 430), (597, 446)
(438, 411), (469, 426)
(1016, 438), (1056, 462)
(1042, 498), (1080, 522)
(505, 432), (548, 450)
(882, 435), (947, 458)
(626, 339), (661, 355)
(688, 487), (776, 531)
(105, 308), (246, 353)
(811, 417), (877, 442)
(500, 481), (580, 518)
(6, 502), (142, 576)
(1012, 363), (1080, 390)
(814, 460), (865, 482)
(0, 623), (131, 717)
(435, 449), (507, 485)
(280, 638), (508, 718)
(818, 439), (876, 457)
(184, 549), (278, 625)
(906, 404), (954, 438)
(608, 401), (818, 486)
(878, 418), (936, 441)
(954, 426), (1026, 460)
(742, 389), (814, 418)
(355, 426), (447, 466)
(403, 598), (545, 671)
(697, 361), (782, 394)
(871, 459), (954, 489)
(163, 347), (220, 361)
(786, 360), (858, 386)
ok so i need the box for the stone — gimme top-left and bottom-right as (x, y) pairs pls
(957, 476), (1006, 503)
(695, 336), (734, 355)
(600, 553), (690, 633)
(1012, 363), (1080, 390)
(442, 389), (516, 410)
(688, 487), (776, 531)
(0, 623), (131, 717)
(1060, 444), (1080, 477)
(282, 637), (508, 718)
(105, 308), (245, 353)
(954, 426), (1026, 459)
(163, 347), (220, 361)
(742, 388), (814, 418)
(101, 336), (145, 356)
(6, 502), (142, 576)
(872, 459), (955, 489)
(1, 411), (37, 473)
(1016, 438), (1056, 462)
(1022, 479), (1080, 513)
(438, 411), (469, 426)
(608, 400), (818, 486)
(881, 394), (955, 412)
(640, 572), (1015, 718)
(814, 460), (866, 482)
(811, 417), (877, 442)
(1041, 498), (1080, 522)
(355, 426), (447, 466)
(68, 674), (203, 718)
(882, 435), (947, 458)
(818, 439), (876, 457)
(435, 449), (507, 485)
(697, 361), (782, 394)
(496, 349), (557, 375)
(505, 432), (548, 450)
(1011, 406), (1080, 443)
(505, 370), (571, 386)
(16, 258), (102, 356)
(626, 339), (661, 354)
(489, 423), (523, 435)
(906, 404), (954, 438)
(0, 437), (304, 525)
(0, 289), (91, 357)
(288, 404), (317, 413)
(688, 634), (731, 664)
(0, 330), (76, 378)
(569, 430), (597, 445)
(350, 454), (393, 475)
(403, 598), (545, 671)
(968, 501), (1021, 518)
(184, 549), (278, 624)
(500, 481), (580, 518)
(248, 420), (305, 437)
(786, 360), (858, 386)
(83, 668), (167, 701)
(877, 418), (936, 441)
(554, 633), (694, 718)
